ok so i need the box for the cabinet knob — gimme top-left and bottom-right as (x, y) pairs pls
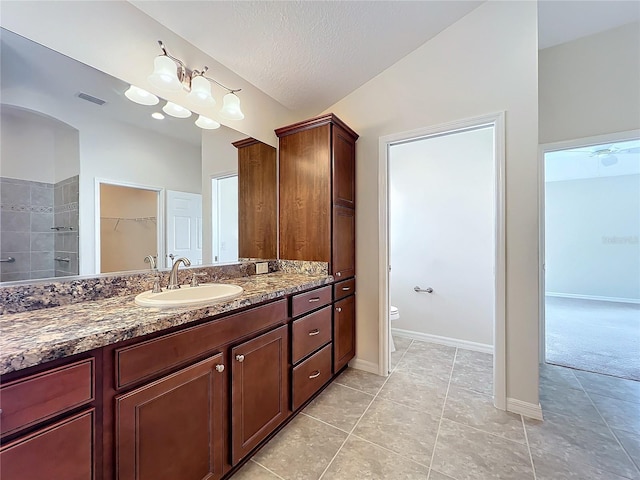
(309, 370), (321, 379)
(235, 354), (245, 363)
(335, 307), (342, 313)
(308, 329), (320, 336)
(336, 272), (342, 277)
(215, 364), (225, 373)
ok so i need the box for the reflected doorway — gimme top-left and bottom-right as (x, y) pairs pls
(211, 175), (238, 263)
(98, 182), (161, 273)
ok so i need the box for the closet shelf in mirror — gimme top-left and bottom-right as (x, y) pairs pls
(101, 216), (157, 231)
(51, 226), (74, 231)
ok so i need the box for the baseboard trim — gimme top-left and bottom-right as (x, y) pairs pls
(506, 398), (543, 420)
(348, 358), (380, 375)
(546, 292), (640, 305)
(391, 328), (493, 354)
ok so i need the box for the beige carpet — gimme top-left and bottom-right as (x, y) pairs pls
(545, 296), (640, 381)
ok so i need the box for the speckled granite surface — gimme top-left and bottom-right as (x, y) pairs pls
(0, 272), (333, 375)
(277, 260), (328, 275)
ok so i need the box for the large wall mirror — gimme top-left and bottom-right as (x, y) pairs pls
(0, 28), (276, 284)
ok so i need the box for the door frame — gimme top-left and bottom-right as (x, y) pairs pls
(378, 112), (507, 410)
(210, 171), (238, 263)
(537, 128), (640, 363)
(94, 178), (164, 273)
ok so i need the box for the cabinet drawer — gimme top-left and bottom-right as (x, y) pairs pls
(0, 408), (94, 480)
(291, 306), (332, 364)
(291, 286), (332, 317)
(291, 344), (332, 410)
(0, 358), (94, 437)
(333, 278), (355, 301)
(116, 300), (286, 389)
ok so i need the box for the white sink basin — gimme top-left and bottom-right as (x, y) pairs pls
(135, 283), (244, 308)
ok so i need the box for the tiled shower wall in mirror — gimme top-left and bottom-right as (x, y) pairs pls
(0, 175), (79, 282)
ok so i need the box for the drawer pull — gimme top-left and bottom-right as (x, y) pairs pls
(308, 297), (320, 303)
(309, 370), (321, 379)
(215, 364), (225, 373)
(341, 287), (350, 291)
(235, 354), (245, 363)
(335, 307), (342, 313)
(308, 329), (320, 336)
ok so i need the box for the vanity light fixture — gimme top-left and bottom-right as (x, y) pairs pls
(147, 40), (244, 120)
(162, 101), (192, 119)
(125, 85), (159, 106)
(195, 115), (221, 130)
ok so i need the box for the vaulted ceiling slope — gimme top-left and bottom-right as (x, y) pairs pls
(129, 1), (482, 114)
(130, 1), (639, 115)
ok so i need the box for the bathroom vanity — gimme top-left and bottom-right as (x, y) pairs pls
(0, 268), (356, 480)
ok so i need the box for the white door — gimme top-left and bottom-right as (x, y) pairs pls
(211, 176), (238, 263)
(388, 126), (495, 348)
(166, 190), (202, 267)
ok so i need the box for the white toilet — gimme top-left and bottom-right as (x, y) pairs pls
(389, 305), (400, 352)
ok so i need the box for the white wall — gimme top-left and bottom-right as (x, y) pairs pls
(81, 120), (201, 273)
(1, 108), (58, 183)
(0, 1), (298, 147)
(201, 128), (244, 264)
(539, 22), (640, 144)
(390, 127), (494, 346)
(546, 174), (640, 301)
(324, 1), (539, 405)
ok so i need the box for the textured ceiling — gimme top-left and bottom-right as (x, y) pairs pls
(130, 1), (640, 114)
(129, 1), (482, 114)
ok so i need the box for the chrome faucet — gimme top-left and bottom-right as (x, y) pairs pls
(144, 255), (162, 293)
(167, 257), (191, 290)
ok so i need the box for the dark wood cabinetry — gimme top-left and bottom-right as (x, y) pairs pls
(115, 353), (225, 480)
(233, 138), (277, 259)
(277, 114), (358, 372)
(333, 294), (356, 373)
(0, 409), (94, 480)
(231, 325), (288, 465)
(276, 114), (358, 276)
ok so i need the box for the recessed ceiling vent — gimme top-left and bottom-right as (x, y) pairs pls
(76, 92), (106, 106)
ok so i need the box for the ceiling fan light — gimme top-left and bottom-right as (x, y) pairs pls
(162, 101), (192, 118)
(195, 115), (221, 130)
(186, 75), (216, 107)
(125, 85), (159, 106)
(219, 92), (244, 120)
(148, 55), (183, 91)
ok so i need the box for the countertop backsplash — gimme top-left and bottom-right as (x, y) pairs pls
(0, 259), (327, 315)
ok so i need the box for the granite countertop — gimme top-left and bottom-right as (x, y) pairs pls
(0, 272), (332, 376)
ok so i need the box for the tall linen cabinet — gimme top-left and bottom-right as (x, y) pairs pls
(276, 114), (358, 372)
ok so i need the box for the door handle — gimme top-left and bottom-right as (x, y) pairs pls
(414, 286), (433, 293)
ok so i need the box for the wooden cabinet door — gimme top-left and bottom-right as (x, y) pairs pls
(333, 295), (356, 373)
(0, 409), (94, 480)
(332, 205), (355, 279)
(231, 325), (288, 465)
(278, 125), (331, 262)
(115, 353), (225, 480)
(332, 124), (356, 208)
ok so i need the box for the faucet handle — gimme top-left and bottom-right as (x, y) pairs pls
(190, 272), (207, 287)
(152, 272), (163, 293)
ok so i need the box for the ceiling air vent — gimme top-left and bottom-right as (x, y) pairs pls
(76, 92), (106, 106)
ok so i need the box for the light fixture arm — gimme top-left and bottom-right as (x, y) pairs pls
(157, 40), (241, 93)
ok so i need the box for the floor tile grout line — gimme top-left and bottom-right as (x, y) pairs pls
(331, 380), (378, 397)
(250, 459), (288, 480)
(580, 383), (640, 476)
(426, 347), (458, 480)
(443, 417), (529, 446)
(521, 414), (537, 480)
(299, 411), (351, 435)
(317, 343), (404, 480)
(348, 432), (431, 469)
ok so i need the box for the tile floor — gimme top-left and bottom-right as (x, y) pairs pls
(233, 336), (640, 480)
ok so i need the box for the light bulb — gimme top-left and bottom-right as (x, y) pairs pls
(195, 115), (221, 130)
(124, 85), (159, 105)
(219, 92), (244, 120)
(162, 101), (192, 118)
(186, 75), (215, 107)
(148, 55), (182, 91)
